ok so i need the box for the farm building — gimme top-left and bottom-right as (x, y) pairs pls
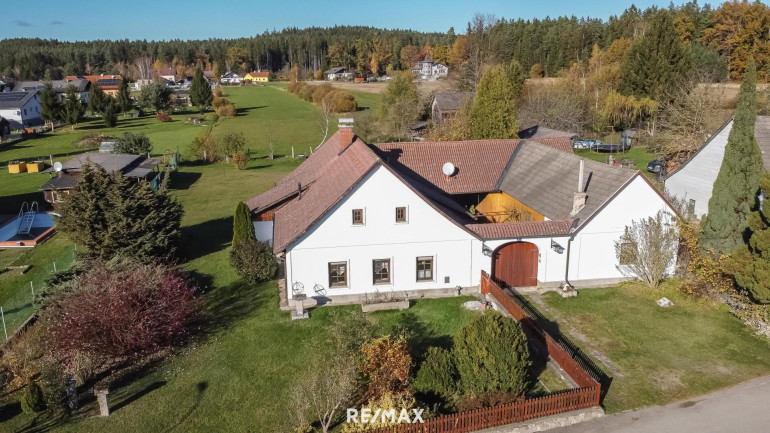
(64, 75), (123, 96)
(244, 71), (270, 83)
(431, 92), (474, 124)
(0, 90), (42, 130)
(664, 116), (770, 217)
(220, 72), (244, 85)
(247, 120), (677, 305)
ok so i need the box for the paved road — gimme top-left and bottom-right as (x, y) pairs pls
(551, 375), (770, 433)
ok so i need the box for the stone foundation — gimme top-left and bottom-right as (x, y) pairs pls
(476, 407), (604, 433)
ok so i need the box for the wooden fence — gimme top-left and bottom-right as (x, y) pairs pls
(368, 272), (602, 433)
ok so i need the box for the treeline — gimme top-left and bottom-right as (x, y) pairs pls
(1, 2), (768, 83)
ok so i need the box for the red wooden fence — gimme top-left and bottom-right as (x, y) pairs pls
(367, 273), (602, 433)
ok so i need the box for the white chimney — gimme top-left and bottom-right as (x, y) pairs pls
(571, 160), (587, 216)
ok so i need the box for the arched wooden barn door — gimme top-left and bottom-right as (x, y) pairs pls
(492, 242), (538, 287)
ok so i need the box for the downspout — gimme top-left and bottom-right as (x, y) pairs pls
(564, 235), (574, 288)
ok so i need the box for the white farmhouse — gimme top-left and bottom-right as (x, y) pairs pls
(324, 67), (352, 81)
(247, 121), (677, 306)
(0, 90), (43, 129)
(412, 55), (449, 81)
(220, 72), (244, 85)
(665, 116), (770, 217)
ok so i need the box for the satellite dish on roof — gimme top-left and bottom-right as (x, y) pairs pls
(442, 162), (455, 177)
(53, 161), (63, 172)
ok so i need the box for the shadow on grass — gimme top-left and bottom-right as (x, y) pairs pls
(234, 106), (266, 116)
(169, 171), (202, 190)
(178, 216), (232, 262)
(384, 311), (454, 361)
(161, 382), (208, 433)
(0, 191), (48, 215)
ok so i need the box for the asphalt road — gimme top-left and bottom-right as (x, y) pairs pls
(550, 375), (770, 433)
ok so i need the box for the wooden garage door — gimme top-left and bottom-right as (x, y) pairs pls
(493, 242), (538, 287)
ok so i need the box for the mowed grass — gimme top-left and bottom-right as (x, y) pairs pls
(575, 147), (659, 181)
(539, 283), (770, 413)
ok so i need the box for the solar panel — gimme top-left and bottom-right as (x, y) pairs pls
(97, 79), (119, 86)
(0, 93), (26, 101)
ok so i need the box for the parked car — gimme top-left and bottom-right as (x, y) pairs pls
(647, 159), (663, 173)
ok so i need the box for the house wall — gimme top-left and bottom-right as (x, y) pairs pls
(568, 175), (675, 285)
(473, 236), (571, 286)
(0, 93), (42, 129)
(285, 165), (479, 300)
(476, 192), (544, 223)
(665, 120), (732, 217)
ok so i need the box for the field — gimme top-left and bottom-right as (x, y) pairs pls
(535, 283), (770, 414)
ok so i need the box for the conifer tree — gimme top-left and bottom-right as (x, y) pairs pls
(232, 201), (257, 246)
(726, 172), (770, 303)
(62, 85), (85, 130)
(58, 163), (112, 257)
(117, 78), (132, 114)
(39, 82), (61, 130)
(470, 64), (519, 139)
(102, 99), (118, 127)
(701, 59), (763, 254)
(88, 82), (106, 114)
(190, 67), (213, 113)
(619, 11), (692, 100)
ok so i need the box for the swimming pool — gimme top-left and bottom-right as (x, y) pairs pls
(0, 213), (57, 248)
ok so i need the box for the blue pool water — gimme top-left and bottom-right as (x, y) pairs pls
(0, 213), (56, 241)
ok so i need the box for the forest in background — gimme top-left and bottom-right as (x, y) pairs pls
(0, 1), (768, 84)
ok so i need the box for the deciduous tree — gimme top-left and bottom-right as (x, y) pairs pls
(615, 210), (679, 288)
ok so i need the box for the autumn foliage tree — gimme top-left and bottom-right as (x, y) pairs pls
(44, 260), (198, 364)
(359, 335), (412, 402)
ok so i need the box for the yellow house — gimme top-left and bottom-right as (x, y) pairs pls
(244, 71), (270, 83)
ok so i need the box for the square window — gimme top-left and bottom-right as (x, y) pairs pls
(372, 259), (391, 284)
(328, 262), (347, 288)
(352, 209), (364, 225)
(395, 207), (407, 223)
(416, 256), (433, 281)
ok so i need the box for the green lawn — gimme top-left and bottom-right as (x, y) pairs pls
(537, 283), (770, 413)
(575, 147), (659, 181)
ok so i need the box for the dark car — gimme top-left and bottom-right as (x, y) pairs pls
(647, 159), (663, 173)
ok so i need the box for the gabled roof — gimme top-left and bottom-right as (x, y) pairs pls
(246, 71), (269, 78)
(372, 138), (574, 195)
(13, 79), (90, 93)
(325, 67), (346, 74)
(42, 153), (160, 178)
(518, 125), (578, 140)
(466, 219), (575, 239)
(433, 92), (474, 112)
(0, 91), (38, 109)
(65, 75), (123, 89)
(497, 141), (638, 227)
(39, 173), (79, 191)
(157, 68), (176, 76)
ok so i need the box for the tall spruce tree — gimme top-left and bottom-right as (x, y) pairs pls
(470, 64), (519, 139)
(62, 85), (85, 130)
(88, 82), (106, 114)
(726, 172), (770, 303)
(117, 78), (132, 114)
(619, 11), (692, 100)
(701, 59), (763, 254)
(232, 201), (257, 246)
(102, 99), (118, 127)
(58, 163), (112, 257)
(39, 82), (61, 130)
(190, 67), (213, 113)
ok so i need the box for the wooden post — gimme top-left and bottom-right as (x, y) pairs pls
(291, 146), (295, 159)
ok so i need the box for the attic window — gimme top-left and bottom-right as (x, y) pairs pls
(352, 209), (364, 225)
(395, 207), (407, 223)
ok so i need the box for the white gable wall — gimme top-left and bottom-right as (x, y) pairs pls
(568, 175), (675, 285)
(473, 236), (571, 286)
(286, 165), (479, 299)
(665, 120), (732, 217)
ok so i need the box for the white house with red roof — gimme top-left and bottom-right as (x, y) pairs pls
(247, 120), (677, 306)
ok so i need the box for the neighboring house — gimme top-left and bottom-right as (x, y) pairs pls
(39, 153), (161, 205)
(0, 90), (43, 129)
(157, 68), (177, 83)
(244, 71), (270, 83)
(247, 120), (676, 305)
(412, 55), (449, 81)
(220, 72), (244, 85)
(325, 67), (352, 81)
(65, 75), (123, 96)
(13, 79), (90, 104)
(431, 92), (474, 123)
(518, 125), (578, 141)
(665, 116), (770, 217)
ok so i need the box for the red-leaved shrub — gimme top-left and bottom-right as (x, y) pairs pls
(45, 261), (198, 364)
(156, 112), (171, 122)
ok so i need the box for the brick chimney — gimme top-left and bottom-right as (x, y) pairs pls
(338, 118), (355, 151)
(571, 160), (587, 216)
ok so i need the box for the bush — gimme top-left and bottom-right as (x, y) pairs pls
(454, 311), (531, 397)
(232, 153), (247, 170)
(212, 96), (229, 108)
(102, 103), (117, 127)
(39, 361), (67, 411)
(213, 87), (224, 97)
(21, 383), (46, 414)
(44, 260), (198, 364)
(74, 133), (108, 149)
(413, 346), (457, 398)
(312, 83), (335, 104)
(216, 102), (236, 117)
(229, 239), (277, 285)
(115, 132), (152, 155)
(360, 335), (412, 401)
(156, 112), (171, 122)
(297, 83), (316, 101)
(190, 131), (220, 162)
(233, 201), (257, 246)
(328, 90), (358, 113)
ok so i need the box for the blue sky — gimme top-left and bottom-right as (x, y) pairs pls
(3, 0), (702, 41)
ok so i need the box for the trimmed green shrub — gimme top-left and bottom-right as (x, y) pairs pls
(413, 346), (457, 397)
(454, 311), (531, 397)
(21, 383), (46, 414)
(328, 91), (357, 113)
(230, 239), (277, 285)
(312, 83), (335, 104)
(232, 201), (257, 246)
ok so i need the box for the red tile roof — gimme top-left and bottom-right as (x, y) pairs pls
(272, 138), (380, 252)
(247, 71), (270, 78)
(465, 219), (575, 239)
(65, 75), (123, 89)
